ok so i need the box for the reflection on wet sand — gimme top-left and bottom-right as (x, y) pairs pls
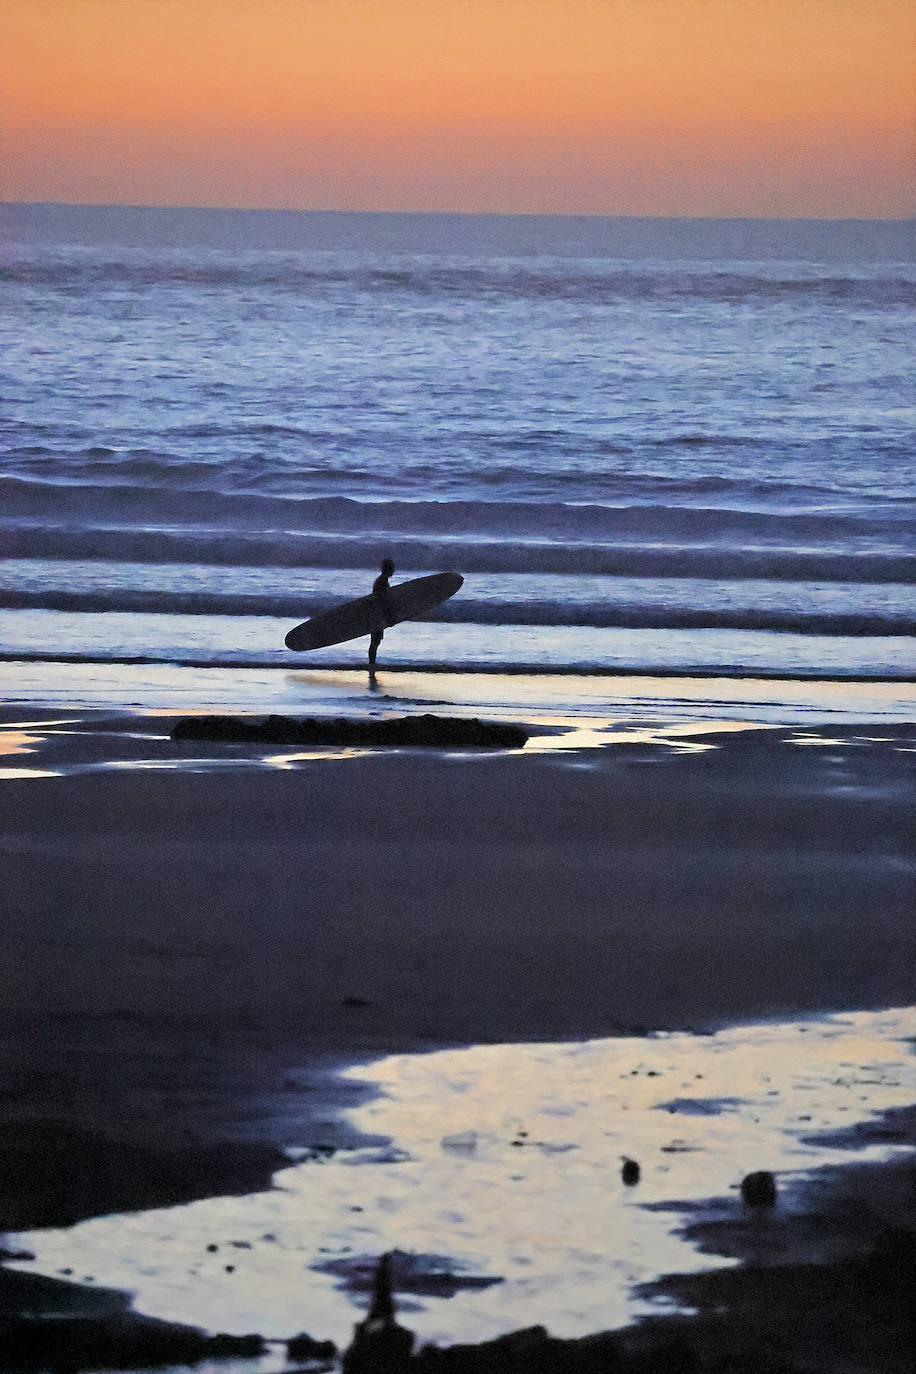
(11, 1009), (914, 1351)
(0, 710), (883, 775)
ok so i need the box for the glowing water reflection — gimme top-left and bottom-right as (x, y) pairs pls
(12, 1008), (914, 1351)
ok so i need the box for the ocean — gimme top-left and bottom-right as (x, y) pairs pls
(1, 203), (914, 718)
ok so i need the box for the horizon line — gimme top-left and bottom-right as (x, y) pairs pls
(4, 200), (914, 226)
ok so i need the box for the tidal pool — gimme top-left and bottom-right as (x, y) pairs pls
(12, 1007), (915, 1352)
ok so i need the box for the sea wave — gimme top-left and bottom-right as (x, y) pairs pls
(5, 453), (914, 509)
(1, 476), (912, 542)
(2, 586), (913, 638)
(3, 522), (912, 584)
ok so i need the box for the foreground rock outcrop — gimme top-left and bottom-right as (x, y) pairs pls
(4, 1225), (914, 1372)
(171, 713), (528, 749)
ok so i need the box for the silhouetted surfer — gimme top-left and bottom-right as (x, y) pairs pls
(369, 557), (396, 670)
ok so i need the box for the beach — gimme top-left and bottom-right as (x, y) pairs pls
(1, 204), (913, 1367)
(1, 684), (914, 1369)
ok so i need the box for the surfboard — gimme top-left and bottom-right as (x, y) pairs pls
(284, 572), (463, 652)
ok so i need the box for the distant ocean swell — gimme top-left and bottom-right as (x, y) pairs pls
(4, 259), (916, 310)
(3, 458), (914, 500)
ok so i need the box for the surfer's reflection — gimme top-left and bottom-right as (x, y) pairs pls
(368, 557), (396, 673)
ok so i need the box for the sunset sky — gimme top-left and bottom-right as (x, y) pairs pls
(2, 0), (913, 217)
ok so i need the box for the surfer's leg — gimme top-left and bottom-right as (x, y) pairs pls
(368, 629), (383, 666)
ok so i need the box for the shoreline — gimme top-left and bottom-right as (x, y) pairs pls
(3, 651), (916, 684)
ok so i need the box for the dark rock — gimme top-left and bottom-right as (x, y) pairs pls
(171, 713), (528, 750)
(343, 1321), (414, 1373)
(740, 1170), (778, 1207)
(287, 1329), (338, 1361)
(415, 1324), (565, 1372)
(343, 1253), (415, 1374)
(369, 1252), (396, 1327)
(621, 1157), (641, 1185)
(206, 1331), (265, 1356)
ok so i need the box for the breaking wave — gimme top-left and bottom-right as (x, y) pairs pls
(2, 522), (912, 585)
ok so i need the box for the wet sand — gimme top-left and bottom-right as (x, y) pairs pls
(1, 712), (913, 1154)
(3, 715), (914, 1056)
(1, 711), (914, 1366)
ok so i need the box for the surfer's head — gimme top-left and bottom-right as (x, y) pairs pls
(380, 557), (395, 577)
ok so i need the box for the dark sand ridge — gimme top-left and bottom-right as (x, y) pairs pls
(0, 714), (914, 1369)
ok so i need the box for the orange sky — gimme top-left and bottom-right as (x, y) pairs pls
(2, 0), (913, 216)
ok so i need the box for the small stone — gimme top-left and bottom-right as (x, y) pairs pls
(621, 1157), (641, 1185)
(741, 1170), (777, 1207)
(288, 1331), (338, 1361)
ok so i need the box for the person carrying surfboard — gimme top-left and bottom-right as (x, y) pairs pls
(369, 557), (397, 668)
(283, 569), (462, 655)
